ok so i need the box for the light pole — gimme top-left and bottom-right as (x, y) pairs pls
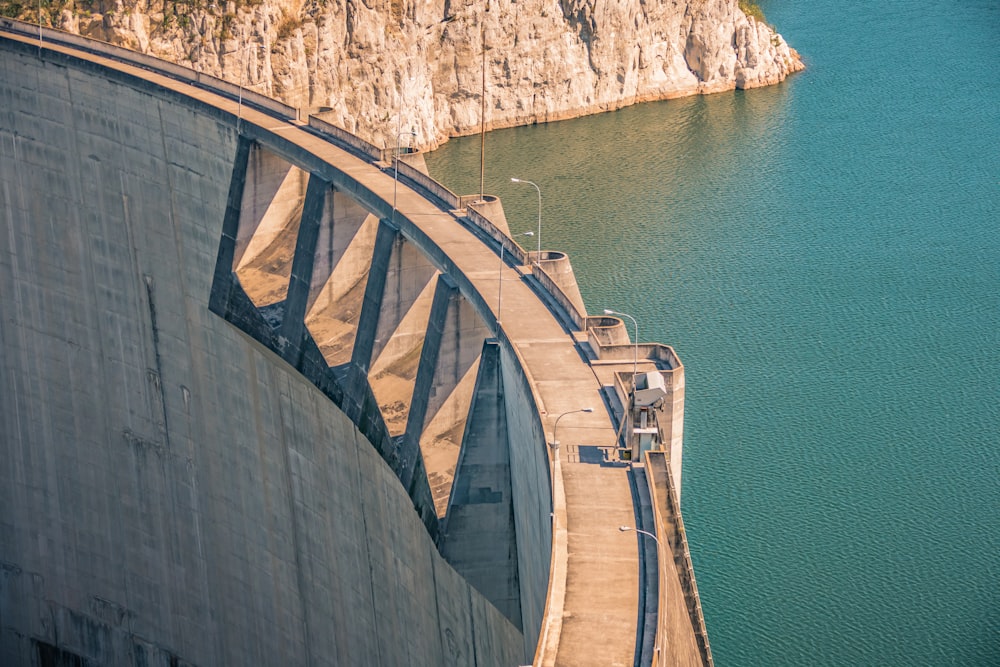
(549, 407), (594, 510)
(392, 130), (416, 225)
(238, 43), (265, 134)
(497, 231), (533, 333)
(479, 4), (491, 201)
(551, 406), (595, 451)
(619, 525), (662, 660)
(619, 524), (660, 546)
(603, 309), (638, 390)
(510, 178), (542, 263)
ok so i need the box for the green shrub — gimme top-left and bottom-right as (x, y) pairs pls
(275, 11), (301, 40)
(0, 2), (25, 19)
(738, 0), (767, 23)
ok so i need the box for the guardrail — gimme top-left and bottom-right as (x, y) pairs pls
(0, 18), (300, 122)
(586, 320), (683, 375)
(646, 450), (714, 667)
(307, 115), (384, 162)
(3, 16), (598, 358)
(391, 157), (463, 211)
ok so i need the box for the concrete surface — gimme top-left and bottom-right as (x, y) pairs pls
(0, 34), (521, 666)
(0, 22), (709, 667)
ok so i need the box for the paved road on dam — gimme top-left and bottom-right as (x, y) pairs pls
(6, 31), (649, 666)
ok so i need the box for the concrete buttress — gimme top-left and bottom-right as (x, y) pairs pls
(440, 339), (523, 630)
(0, 23), (710, 667)
(279, 172), (329, 364)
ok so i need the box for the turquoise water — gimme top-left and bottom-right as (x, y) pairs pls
(426, 1), (999, 664)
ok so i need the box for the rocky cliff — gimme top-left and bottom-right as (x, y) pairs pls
(18, 0), (802, 150)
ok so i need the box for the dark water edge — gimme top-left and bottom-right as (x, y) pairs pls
(426, 2), (1000, 664)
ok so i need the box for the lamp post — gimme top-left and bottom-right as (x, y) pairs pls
(619, 525), (662, 660)
(549, 407), (594, 516)
(497, 231), (533, 333)
(238, 43), (265, 134)
(392, 130), (416, 225)
(479, 4), (491, 201)
(619, 524), (659, 546)
(549, 406), (595, 511)
(551, 406), (595, 451)
(510, 178), (542, 263)
(603, 309), (638, 390)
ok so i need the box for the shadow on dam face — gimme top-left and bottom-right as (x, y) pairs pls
(0, 19), (712, 667)
(0, 29), (552, 666)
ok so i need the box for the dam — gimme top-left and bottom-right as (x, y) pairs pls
(0, 20), (709, 666)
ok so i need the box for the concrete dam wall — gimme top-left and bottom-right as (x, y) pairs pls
(0, 19), (712, 667)
(0, 33), (537, 666)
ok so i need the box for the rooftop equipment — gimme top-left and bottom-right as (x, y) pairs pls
(633, 371), (667, 407)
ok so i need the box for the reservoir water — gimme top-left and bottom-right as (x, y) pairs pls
(425, 1), (1000, 664)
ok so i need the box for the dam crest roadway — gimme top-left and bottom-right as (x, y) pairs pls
(0, 19), (710, 667)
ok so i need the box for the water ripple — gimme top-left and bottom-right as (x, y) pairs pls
(427, 2), (1000, 663)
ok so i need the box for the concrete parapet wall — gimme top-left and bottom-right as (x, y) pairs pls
(529, 261), (587, 331)
(0, 17), (299, 122)
(462, 203), (530, 267)
(536, 252), (587, 318)
(391, 156), (463, 211)
(307, 114), (384, 162)
(0, 38), (523, 666)
(645, 452), (713, 667)
(647, 343), (683, 370)
(307, 117), (459, 215)
(586, 315), (632, 346)
(586, 322), (683, 384)
(466, 196), (511, 237)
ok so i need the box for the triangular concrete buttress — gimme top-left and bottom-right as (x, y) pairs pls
(439, 340), (522, 630)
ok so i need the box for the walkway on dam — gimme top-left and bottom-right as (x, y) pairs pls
(11, 32), (647, 666)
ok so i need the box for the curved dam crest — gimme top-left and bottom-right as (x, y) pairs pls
(0, 20), (708, 667)
(7, 0), (804, 150)
(0, 33), (525, 666)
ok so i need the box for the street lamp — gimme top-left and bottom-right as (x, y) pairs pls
(603, 309), (638, 390)
(497, 231), (533, 333)
(549, 406), (594, 518)
(510, 178), (542, 263)
(551, 407), (595, 451)
(238, 43), (265, 133)
(479, 4), (491, 201)
(618, 526), (663, 655)
(618, 524), (660, 546)
(435, 6), (490, 200)
(619, 524), (662, 659)
(392, 130), (416, 225)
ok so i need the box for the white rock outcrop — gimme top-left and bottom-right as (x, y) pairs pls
(47, 0), (802, 150)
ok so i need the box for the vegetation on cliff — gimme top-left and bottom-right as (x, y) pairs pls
(1, 0), (803, 150)
(738, 0), (767, 25)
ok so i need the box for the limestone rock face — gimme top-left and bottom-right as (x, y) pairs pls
(42, 0), (803, 150)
